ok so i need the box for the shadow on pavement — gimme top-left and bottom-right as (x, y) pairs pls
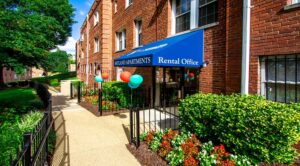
(51, 111), (70, 166)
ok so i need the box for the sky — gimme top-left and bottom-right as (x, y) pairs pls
(57, 0), (94, 55)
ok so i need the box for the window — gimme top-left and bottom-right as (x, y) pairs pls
(175, 0), (191, 33)
(80, 34), (84, 41)
(172, 0), (218, 34)
(94, 37), (100, 53)
(116, 30), (126, 51)
(292, 0), (300, 4)
(94, 11), (99, 26)
(114, 0), (118, 13)
(260, 55), (300, 103)
(126, 0), (132, 8)
(199, 0), (218, 27)
(135, 20), (142, 47)
(94, 63), (97, 75)
(81, 50), (84, 58)
(90, 63), (93, 74)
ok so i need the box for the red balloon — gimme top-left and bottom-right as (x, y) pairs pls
(120, 71), (132, 83)
(102, 73), (109, 79)
(189, 73), (195, 78)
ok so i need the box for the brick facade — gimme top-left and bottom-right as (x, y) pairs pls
(76, 0), (300, 95)
(1, 67), (32, 83)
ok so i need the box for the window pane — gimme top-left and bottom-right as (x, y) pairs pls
(266, 58), (275, 82)
(199, 1), (218, 27)
(266, 83), (275, 101)
(276, 58), (285, 82)
(176, 0), (191, 15)
(286, 57), (296, 82)
(176, 13), (190, 33)
(297, 57), (300, 82)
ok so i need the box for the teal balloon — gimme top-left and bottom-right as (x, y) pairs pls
(129, 74), (143, 86)
(184, 74), (188, 79)
(190, 77), (195, 81)
(95, 76), (103, 83)
(128, 82), (139, 89)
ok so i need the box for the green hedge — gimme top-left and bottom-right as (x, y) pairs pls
(32, 71), (76, 85)
(179, 93), (300, 164)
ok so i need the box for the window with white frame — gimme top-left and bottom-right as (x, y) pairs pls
(94, 63), (97, 75)
(172, 0), (218, 34)
(175, 0), (191, 33)
(260, 55), (300, 103)
(114, 0), (118, 13)
(199, 0), (218, 27)
(116, 30), (126, 51)
(81, 34), (84, 41)
(126, 0), (132, 8)
(135, 20), (142, 47)
(94, 37), (100, 53)
(94, 11), (99, 26)
(292, 0), (300, 4)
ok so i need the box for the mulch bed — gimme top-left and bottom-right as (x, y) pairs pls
(126, 143), (168, 166)
(79, 101), (128, 117)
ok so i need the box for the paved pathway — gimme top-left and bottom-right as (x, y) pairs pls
(50, 91), (140, 166)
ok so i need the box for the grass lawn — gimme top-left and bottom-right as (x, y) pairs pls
(0, 88), (43, 124)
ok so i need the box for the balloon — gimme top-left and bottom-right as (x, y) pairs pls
(184, 74), (188, 79)
(129, 74), (143, 86)
(128, 82), (139, 89)
(102, 73), (109, 79)
(120, 71), (132, 83)
(190, 77), (195, 81)
(189, 73), (195, 78)
(94, 76), (103, 83)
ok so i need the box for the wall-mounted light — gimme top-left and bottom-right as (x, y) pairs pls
(202, 61), (209, 68)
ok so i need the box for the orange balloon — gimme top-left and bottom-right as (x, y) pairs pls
(120, 71), (132, 83)
(102, 73), (109, 79)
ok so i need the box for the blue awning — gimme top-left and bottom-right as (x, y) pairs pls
(114, 30), (204, 68)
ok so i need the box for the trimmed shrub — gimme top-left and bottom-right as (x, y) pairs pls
(179, 93), (300, 164)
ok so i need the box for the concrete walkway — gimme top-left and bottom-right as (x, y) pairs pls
(50, 91), (140, 166)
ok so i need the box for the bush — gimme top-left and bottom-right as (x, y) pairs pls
(102, 81), (130, 108)
(49, 79), (59, 87)
(179, 93), (300, 164)
(0, 112), (43, 166)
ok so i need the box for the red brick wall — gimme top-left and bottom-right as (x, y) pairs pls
(112, 0), (171, 89)
(2, 67), (32, 83)
(250, 0), (300, 94)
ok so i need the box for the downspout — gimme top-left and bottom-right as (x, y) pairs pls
(241, 0), (251, 95)
(86, 15), (89, 84)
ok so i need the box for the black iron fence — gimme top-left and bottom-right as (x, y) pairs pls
(10, 82), (53, 166)
(130, 103), (179, 148)
(72, 81), (151, 116)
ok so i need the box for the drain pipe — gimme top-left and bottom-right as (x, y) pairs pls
(241, 0), (251, 95)
(86, 15), (89, 85)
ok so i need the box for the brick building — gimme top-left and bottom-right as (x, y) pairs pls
(77, 0), (300, 103)
(1, 67), (32, 83)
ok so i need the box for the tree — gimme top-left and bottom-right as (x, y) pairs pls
(41, 50), (71, 74)
(0, 0), (75, 82)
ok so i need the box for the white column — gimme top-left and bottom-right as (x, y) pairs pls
(241, 0), (251, 95)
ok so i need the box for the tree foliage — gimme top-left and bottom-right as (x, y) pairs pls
(41, 49), (71, 73)
(0, 0), (75, 69)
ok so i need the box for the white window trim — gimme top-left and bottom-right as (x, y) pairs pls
(172, 0), (217, 35)
(292, 0), (300, 4)
(125, 0), (132, 8)
(135, 20), (142, 47)
(116, 30), (126, 51)
(114, 0), (118, 13)
(94, 37), (100, 53)
(94, 11), (99, 26)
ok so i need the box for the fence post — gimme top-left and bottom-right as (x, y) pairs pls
(45, 112), (49, 164)
(98, 86), (102, 116)
(77, 82), (81, 103)
(136, 107), (140, 148)
(130, 108), (133, 144)
(24, 133), (32, 166)
(70, 82), (73, 99)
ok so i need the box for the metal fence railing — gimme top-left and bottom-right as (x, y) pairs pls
(10, 82), (54, 166)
